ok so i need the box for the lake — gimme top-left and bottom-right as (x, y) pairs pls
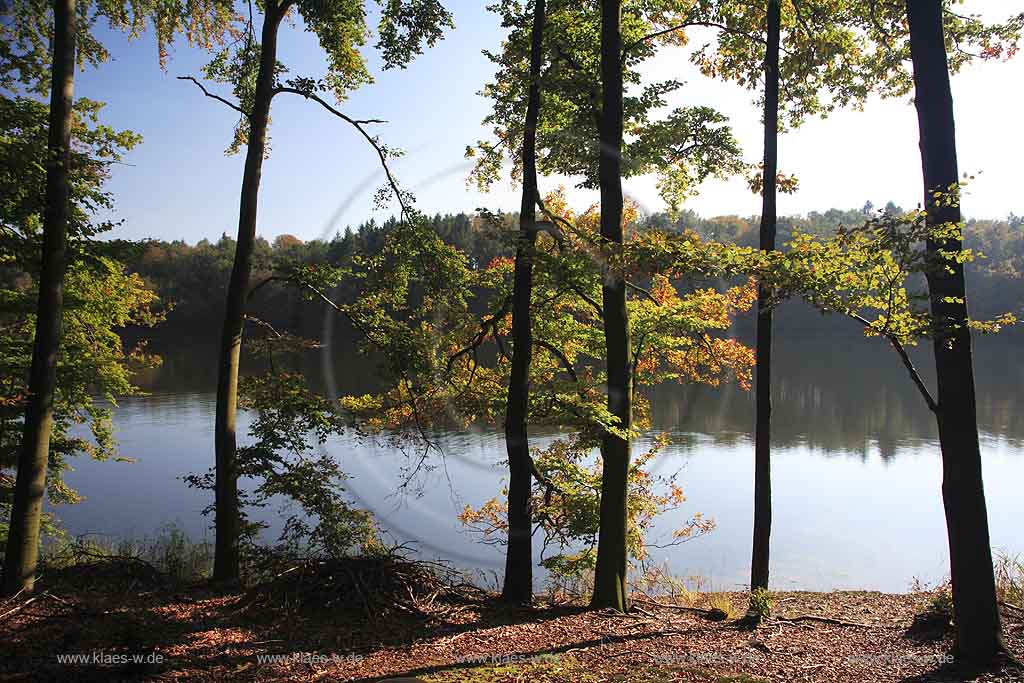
(60, 332), (1023, 593)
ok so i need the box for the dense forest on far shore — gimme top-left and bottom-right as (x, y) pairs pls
(119, 204), (1024, 340)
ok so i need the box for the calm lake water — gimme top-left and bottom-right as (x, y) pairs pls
(60, 332), (1023, 593)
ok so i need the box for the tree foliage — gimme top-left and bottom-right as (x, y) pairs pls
(0, 0), (237, 94)
(0, 96), (159, 542)
(338, 192), (757, 577)
(694, 0), (1023, 127)
(467, 0), (746, 211)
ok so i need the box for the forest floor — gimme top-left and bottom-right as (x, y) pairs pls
(2, 557), (1023, 683)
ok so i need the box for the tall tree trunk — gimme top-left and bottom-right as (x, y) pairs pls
(213, 3), (282, 582)
(906, 0), (1004, 664)
(2, 0), (77, 597)
(590, 0), (630, 612)
(502, 0), (545, 604)
(750, 0), (780, 594)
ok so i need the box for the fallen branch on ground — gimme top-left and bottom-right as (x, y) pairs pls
(774, 614), (881, 628)
(238, 548), (487, 620)
(631, 595), (729, 621)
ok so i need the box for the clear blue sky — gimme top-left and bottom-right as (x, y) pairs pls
(77, 1), (1024, 245)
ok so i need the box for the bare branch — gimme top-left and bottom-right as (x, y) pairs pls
(888, 335), (939, 413)
(247, 275), (284, 301)
(624, 20), (771, 57)
(273, 87), (407, 220)
(243, 314), (284, 339)
(625, 279), (658, 304)
(849, 313), (938, 412)
(177, 76), (250, 118)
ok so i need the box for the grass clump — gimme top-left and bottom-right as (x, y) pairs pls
(42, 524), (214, 585)
(906, 581), (953, 640)
(995, 552), (1023, 607)
(706, 593), (740, 620)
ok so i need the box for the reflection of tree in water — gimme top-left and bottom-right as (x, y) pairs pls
(647, 333), (1024, 458)
(131, 322), (1023, 459)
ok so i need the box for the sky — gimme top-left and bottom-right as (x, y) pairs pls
(73, 1), (1024, 245)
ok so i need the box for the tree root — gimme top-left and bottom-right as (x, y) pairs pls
(631, 595), (728, 621)
(774, 614), (881, 628)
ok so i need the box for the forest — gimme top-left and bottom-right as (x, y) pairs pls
(2, 1), (1024, 682)
(117, 207), (1024, 336)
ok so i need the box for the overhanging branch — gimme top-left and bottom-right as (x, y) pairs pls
(273, 86), (408, 220)
(851, 313), (938, 412)
(177, 76), (250, 118)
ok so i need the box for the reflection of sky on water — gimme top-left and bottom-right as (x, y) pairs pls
(60, 370), (1023, 592)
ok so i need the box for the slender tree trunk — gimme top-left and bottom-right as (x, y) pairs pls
(906, 0), (1004, 664)
(590, 0), (630, 612)
(213, 3), (282, 582)
(750, 0), (780, 594)
(2, 0), (77, 597)
(502, 0), (545, 604)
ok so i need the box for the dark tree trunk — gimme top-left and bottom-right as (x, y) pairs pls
(212, 3), (283, 582)
(906, 0), (1004, 664)
(751, 0), (780, 594)
(502, 0), (545, 604)
(2, 0), (77, 596)
(590, 0), (630, 613)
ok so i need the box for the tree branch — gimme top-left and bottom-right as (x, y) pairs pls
(243, 314), (284, 339)
(273, 86), (407, 220)
(850, 313), (938, 412)
(888, 334), (939, 413)
(177, 76), (250, 118)
(446, 295), (513, 374)
(625, 279), (658, 304)
(247, 275), (284, 301)
(536, 339), (578, 382)
(623, 20), (772, 57)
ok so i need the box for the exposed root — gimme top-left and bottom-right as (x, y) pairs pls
(777, 614), (881, 629)
(632, 595), (729, 621)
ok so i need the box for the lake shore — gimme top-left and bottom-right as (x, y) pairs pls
(3, 558), (1023, 683)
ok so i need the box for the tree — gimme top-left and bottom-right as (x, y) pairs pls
(590, 0), (630, 612)
(469, 1), (746, 208)
(750, 0), (780, 596)
(905, 0), (1005, 664)
(0, 94), (154, 594)
(502, 0), (546, 604)
(182, 0), (453, 582)
(0, 0), (234, 597)
(3, 0), (78, 596)
(695, 0), (1020, 603)
(471, 0), (746, 613)
(336, 194), (756, 594)
(781, 209), (1017, 664)
(457, 197), (755, 590)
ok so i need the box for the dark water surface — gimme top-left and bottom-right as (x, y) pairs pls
(61, 335), (1023, 592)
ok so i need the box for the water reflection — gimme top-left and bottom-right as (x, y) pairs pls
(64, 332), (1021, 592)
(135, 332), (1024, 452)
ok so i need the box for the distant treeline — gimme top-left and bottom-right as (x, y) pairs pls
(120, 205), (1024, 341)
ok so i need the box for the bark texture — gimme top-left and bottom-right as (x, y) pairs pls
(3, 0), (77, 596)
(213, 3), (283, 582)
(906, 0), (1004, 663)
(751, 0), (780, 593)
(502, 0), (546, 604)
(591, 0), (631, 612)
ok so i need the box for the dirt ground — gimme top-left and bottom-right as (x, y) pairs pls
(2, 563), (1022, 683)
